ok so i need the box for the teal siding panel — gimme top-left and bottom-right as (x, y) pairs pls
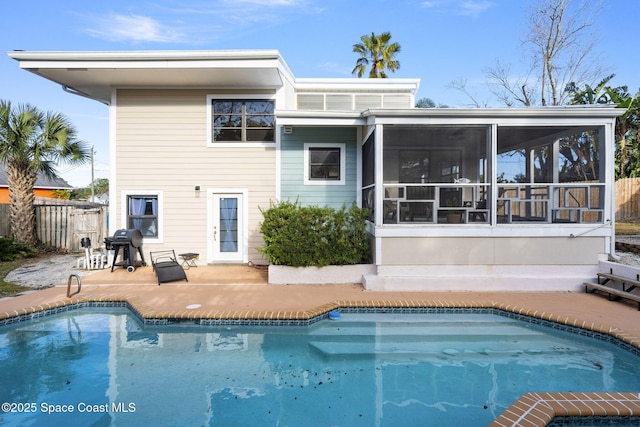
(281, 127), (358, 209)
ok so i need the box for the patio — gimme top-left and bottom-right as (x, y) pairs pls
(0, 264), (638, 331)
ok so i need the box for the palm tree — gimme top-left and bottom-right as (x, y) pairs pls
(352, 32), (401, 78)
(0, 100), (89, 245)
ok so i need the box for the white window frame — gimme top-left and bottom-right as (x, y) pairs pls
(121, 190), (163, 243)
(304, 142), (346, 186)
(206, 94), (276, 148)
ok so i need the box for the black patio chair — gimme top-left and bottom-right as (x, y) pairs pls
(149, 250), (188, 285)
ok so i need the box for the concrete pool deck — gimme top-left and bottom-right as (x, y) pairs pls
(1, 264), (640, 426)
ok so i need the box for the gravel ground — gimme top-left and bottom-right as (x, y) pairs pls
(4, 254), (100, 290)
(614, 236), (640, 266)
(615, 253), (640, 266)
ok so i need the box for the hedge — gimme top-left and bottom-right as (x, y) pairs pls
(0, 238), (37, 261)
(258, 201), (370, 267)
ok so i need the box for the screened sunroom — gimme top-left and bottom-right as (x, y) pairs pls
(362, 110), (614, 228)
(358, 108), (622, 291)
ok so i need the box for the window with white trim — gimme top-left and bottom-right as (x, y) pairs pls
(127, 195), (158, 237)
(211, 99), (274, 143)
(122, 191), (163, 240)
(303, 143), (346, 185)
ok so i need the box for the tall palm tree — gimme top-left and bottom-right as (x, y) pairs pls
(352, 32), (401, 78)
(0, 100), (89, 245)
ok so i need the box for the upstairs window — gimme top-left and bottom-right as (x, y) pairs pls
(212, 99), (274, 143)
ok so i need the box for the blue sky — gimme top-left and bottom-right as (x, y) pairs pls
(1, 0), (637, 187)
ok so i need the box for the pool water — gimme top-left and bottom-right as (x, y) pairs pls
(1, 309), (639, 426)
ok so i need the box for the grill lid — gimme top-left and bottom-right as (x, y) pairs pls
(112, 229), (143, 247)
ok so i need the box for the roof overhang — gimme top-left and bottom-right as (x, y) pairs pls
(363, 106), (626, 120)
(277, 105), (624, 125)
(8, 50), (292, 104)
(279, 106), (624, 153)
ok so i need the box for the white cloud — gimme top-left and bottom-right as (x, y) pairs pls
(458, 1), (494, 18)
(79, 1), (320, 45)
(83, 13), (185, 43)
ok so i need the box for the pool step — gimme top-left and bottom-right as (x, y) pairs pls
(308, 318), (586, 359)
(308, 338), (582, 359)
(309, 321), (544, 339)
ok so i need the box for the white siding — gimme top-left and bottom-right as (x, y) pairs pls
(114, 89), (276, 264)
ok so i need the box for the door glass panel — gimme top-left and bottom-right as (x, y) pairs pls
(219, 198), (238, 253)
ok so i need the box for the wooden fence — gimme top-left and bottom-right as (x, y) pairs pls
(615, 178), (640, 220)
(0, 203), (108, 252)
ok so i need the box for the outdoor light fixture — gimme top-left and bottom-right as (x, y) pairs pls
(194, 185), (201, 198)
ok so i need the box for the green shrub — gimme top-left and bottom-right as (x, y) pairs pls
(258, 201), (370, 267)
(0, 238), (37, 261)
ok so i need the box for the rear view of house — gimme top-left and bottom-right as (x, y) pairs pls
(9, 49), (623, 291)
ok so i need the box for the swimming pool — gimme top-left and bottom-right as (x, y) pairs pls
(1, 309), (639, 426)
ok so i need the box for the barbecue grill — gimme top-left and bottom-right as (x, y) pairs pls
(106, 229), (146, 272)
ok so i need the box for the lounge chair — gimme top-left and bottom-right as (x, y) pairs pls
(150, 250), (188, 285)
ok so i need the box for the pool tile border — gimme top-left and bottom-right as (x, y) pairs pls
(1, 295), (640, 426)
(2, 296), (640, 352)
(489, 392), (640, 427)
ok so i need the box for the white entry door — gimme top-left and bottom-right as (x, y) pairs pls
(210, 192), (245, 263)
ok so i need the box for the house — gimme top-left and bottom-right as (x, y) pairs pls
(0, 165), (73, 204)
(9, 50), (624, 291)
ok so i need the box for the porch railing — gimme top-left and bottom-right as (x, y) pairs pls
(497, 183), (604, 224)
(378, 182), (604, 225)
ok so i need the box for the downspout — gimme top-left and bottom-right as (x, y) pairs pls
(598, 119), (621, 261)
(608, 121), (621, 261)
(610, 220), (620, 261)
